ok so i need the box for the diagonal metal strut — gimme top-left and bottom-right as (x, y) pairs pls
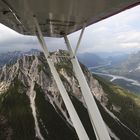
(33, 17), (89, 140)
(73, 24), (86, 56)
(64, 35), (111, 140)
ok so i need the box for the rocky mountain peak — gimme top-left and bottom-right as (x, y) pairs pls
(0, 50), (140, 140)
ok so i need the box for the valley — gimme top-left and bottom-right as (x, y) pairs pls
(90, 69), (140, 95)
(85, 51), (140, 95)
(0, 50), (140, 140)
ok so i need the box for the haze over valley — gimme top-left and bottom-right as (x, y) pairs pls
(82, 51), (140, 95)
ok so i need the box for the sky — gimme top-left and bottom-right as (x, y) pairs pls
(0, 5), (140, 54)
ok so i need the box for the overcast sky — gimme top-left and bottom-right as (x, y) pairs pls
(0, 5), (140, 54)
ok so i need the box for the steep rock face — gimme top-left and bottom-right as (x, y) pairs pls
(0, 51), (139, 140)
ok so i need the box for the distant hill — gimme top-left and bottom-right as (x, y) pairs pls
(77, 53), (106, 67)
(93, 51), (140, 94)
(104, 51), (140, 82)
(95, 52), (129, 65)
(0, 49), (40, 67)
(106, 54), (128, 65)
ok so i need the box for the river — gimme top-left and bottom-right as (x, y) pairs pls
(88, 64), (140, 87)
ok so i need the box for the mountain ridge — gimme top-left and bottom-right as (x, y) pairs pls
(0, 50), (140, 140)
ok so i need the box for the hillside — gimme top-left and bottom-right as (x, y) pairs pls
(0, 50), (140, 140)
(94, 74), (140, 139)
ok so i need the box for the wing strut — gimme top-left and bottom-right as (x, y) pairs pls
(73, 24), (86, 56)
(33, 17), (89, 140)
(64, 30), (111, 140)
(33, 15), (111, 140)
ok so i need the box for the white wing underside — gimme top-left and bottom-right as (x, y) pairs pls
(0, 0), (140, 37)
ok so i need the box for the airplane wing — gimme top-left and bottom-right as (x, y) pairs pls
(0, 0), (140, 37)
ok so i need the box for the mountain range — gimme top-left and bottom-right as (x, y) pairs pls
(77, 53), (106, 67)
(0, 49), (40, 67)
(0, 50), (140, 140)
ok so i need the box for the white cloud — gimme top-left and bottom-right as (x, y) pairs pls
(0, 5), (140, 53)
(74, 5), (140, 53)
(121, 42), (140, 48)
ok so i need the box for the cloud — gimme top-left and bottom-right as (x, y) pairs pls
(0, 5), (140, 53)
(121, 42), (140, 48)
(117, 31), (140, 42)
(0, 24), (65, 52)
(72, 5), (140, 53)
